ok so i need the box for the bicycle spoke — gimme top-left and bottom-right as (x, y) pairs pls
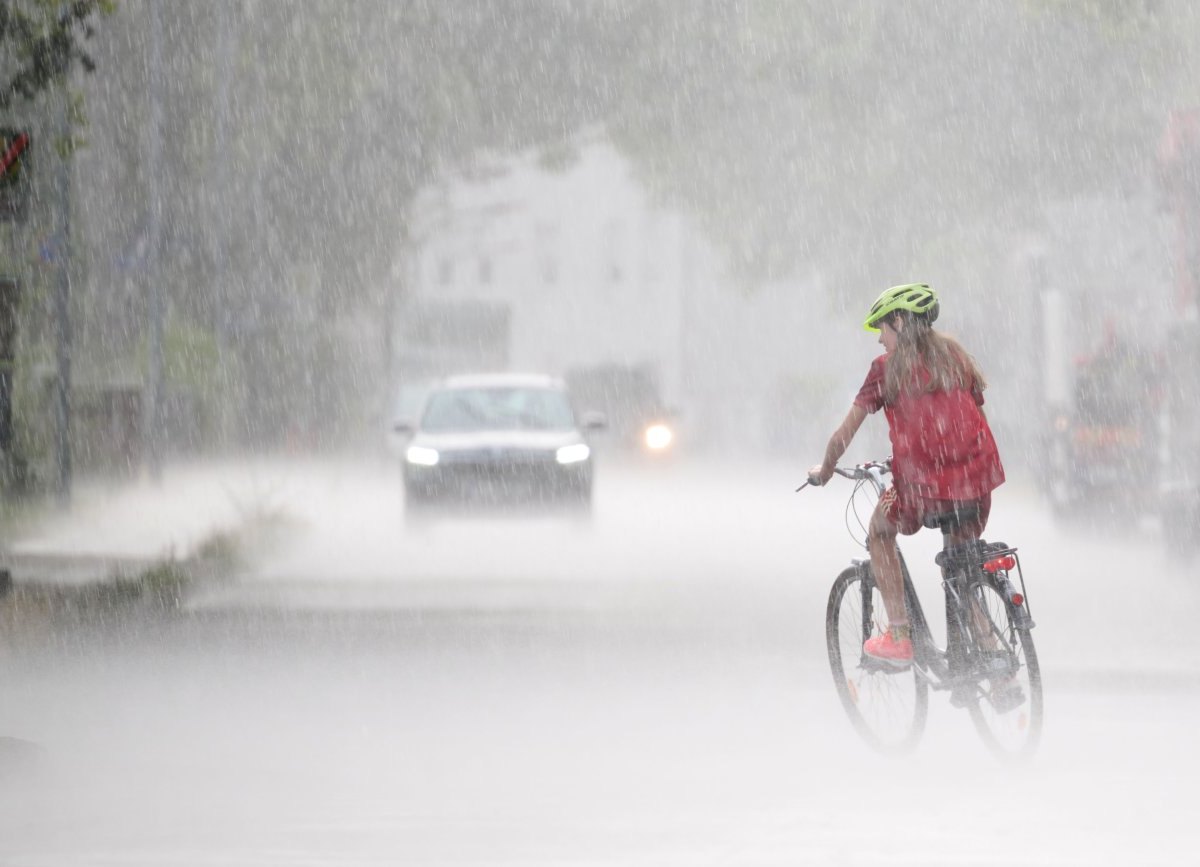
(826, 566), (927, 753)
(964, 580), (1043, 758)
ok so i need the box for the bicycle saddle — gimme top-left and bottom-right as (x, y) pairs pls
(922, 505), (981, 532)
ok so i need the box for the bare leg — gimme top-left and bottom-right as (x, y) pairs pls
(867, 498), (908, 628)
(954, 530), (1003, 653)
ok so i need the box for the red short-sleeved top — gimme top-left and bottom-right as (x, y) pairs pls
(854, 353), (1005, 501)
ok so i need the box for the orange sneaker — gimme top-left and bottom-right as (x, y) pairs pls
(864, 630), (913, 667)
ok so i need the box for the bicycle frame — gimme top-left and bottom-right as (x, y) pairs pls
(850, 544), (1020, 692)
(831, 463), (1033, 694)
(813, 458), (1042, 754)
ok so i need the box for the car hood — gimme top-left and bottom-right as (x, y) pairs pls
(411, 429), (584, 453)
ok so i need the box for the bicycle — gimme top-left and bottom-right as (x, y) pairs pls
(799, 459), (1042, 757)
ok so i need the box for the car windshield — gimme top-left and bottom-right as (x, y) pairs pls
(420, 387), (577, 433)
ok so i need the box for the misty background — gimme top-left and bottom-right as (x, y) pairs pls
(1, 1), (1194, 481)
(3, 3), (1200, 865)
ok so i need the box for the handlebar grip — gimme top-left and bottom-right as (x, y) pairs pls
(795, 472), (824, 492)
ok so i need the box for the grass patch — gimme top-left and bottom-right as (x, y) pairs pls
(0, 502), (301, 647)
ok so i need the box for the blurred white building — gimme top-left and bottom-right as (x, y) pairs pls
(390, 137), (841, 455)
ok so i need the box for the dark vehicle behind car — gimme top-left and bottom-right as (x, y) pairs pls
(564, 364), (677, 459)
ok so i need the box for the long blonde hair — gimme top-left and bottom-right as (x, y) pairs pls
(883, 312), (987, 403)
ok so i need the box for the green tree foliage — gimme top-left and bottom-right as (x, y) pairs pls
(68, 0), (1200, 449)
(0, 0), (115, 112)
(75, 1), (645, 446)
(62, 0), (1200, 307)
(603, 0), (1196, 289)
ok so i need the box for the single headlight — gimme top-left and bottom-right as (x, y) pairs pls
(644, 423), (674, 451)
(556, 443), (591, 465)
(405, 445), (440, 466)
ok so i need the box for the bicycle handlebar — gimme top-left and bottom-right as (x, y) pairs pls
(795, 459), (892, 492)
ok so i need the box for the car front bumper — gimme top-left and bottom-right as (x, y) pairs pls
(404, 458), (592, 507)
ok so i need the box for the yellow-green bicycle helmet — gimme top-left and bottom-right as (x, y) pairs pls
(863, 283), (940, 332)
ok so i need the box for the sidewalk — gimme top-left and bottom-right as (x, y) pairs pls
(3, 460), (292, 588)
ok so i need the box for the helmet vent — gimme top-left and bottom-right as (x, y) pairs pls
(863, 283), (939, 331)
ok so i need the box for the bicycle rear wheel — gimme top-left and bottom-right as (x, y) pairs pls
(962, 580), (1043, 757)
(826, 565), (928, 753)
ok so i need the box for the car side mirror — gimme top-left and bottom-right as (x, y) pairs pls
(393, 420), (414, 436)
(582, 411), (607, 432)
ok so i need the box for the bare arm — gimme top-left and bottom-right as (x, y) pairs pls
(810, 404), (868, 484)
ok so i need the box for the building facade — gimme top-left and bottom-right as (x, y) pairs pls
(391, 138), (836, 455)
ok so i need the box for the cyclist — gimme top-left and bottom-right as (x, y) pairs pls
(809, 283), (1005, 665)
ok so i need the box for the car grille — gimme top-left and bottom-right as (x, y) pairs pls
(439, 448), (554, 466)
(409, 449), (587, 504)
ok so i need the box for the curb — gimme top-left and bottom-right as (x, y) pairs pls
(6, 552), (164, 588)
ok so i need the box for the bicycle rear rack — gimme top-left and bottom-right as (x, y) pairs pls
(980, 541), (1035, 629)
(934, 540), (1034, 628)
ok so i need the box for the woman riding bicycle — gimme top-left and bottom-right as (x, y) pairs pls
(809, 283), (1005, 665)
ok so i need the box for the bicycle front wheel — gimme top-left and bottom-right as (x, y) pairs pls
(826, 565), (928, 753)
(963, 580), (1043, 758)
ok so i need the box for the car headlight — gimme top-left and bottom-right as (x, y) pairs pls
(644, 423), (674, 451)
(556, 443), (591, 465)
(405, 445), (440, 466)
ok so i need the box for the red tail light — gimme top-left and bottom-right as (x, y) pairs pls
(983, 556), (1016, 573)
(1011, 593), (1024, 606)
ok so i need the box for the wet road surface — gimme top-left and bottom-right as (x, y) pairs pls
(2, 458), (1198, 865)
